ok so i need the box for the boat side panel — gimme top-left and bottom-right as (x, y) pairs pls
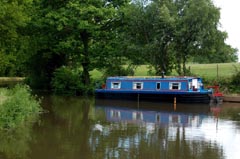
(95, 90), (211, 103)
(106, 79), (189, 91)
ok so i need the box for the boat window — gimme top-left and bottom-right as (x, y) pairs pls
(110, 110), (121, 119)
(156, 82), (161, 90)
(192, 79), (198, 89)
(133, 82), (143, 89)
(156, 114), (161, 122)
(111, 82), (121, 89)
(189, 82), (192, 90)
(170, 82), (181, 90)
(169, 115), (181, 124)
(133, 112), (143, 120)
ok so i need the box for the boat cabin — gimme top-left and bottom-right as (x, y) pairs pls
(95, 76), (213, 103)
(105, 76), (205, 92)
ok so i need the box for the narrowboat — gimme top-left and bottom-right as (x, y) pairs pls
(95, 76), (214, 103)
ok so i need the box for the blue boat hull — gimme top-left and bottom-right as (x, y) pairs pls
(95, 90), (211, 103)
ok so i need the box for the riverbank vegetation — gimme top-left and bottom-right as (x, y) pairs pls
(0, 85), (41, 130)
(90, 63), (240, 79)
(90, 63), (240, 93)
(0, 0), (239, 95)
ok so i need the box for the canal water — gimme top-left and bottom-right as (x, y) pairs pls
(0, 95), (240, 159)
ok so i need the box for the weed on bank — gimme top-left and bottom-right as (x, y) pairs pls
(0, 85), (42, 130)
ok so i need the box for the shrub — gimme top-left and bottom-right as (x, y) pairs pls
(229, 65), (240, 93)
(51, 66), (93, 95)
(103, 65), (134, 78)
(0, 85), (41, 130)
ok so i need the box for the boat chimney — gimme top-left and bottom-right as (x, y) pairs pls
(161, 71), (165, 78)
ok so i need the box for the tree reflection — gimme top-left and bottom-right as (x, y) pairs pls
(90, 105), (224, 159)
(28, 95), (96, 159)
(0, 96), (238, 159)
(0, 120), (36, 159)
(218, 105), (240, 122)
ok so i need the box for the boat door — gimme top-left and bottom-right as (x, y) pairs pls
(192, 78), (198, 91)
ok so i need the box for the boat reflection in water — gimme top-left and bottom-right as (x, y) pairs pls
(91, 99), (226, 159)
(95, 99), (210, 129)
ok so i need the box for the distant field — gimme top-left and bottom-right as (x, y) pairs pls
(90, 63), (240, 79)
(185, 63), (240, 78)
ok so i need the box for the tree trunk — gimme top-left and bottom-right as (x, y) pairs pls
(80, 30), (90, 86)
(183, 54), (187, 76)
(176, 52), (182, 75)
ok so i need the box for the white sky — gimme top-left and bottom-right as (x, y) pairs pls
(213, 0), (240, 61)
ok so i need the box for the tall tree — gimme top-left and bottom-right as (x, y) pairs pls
(124, 0), (237, 76)
(191, 31), (238, 63)
(0, 0), (33, 76)
(174, 0), (228, 75)
(28, 0), (127, 88)
(123, 0), (176, 75)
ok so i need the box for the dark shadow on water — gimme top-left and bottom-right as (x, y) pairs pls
(95, 98), (211, 114)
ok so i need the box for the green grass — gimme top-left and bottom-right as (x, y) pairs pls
(90, 69), (103, 79)
(186, 63), (240, 78)
(90, 63), (240, 80)
(0, 89), (8, 105)
(0, 77), (25, 86)
(134, 65), (151, 76)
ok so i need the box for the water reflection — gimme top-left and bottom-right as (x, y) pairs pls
(0, 118), (37, 159)
(90, 100), (224, 159)
(95, 99), (209, 128)
(0, 96), (239, 159)
(28, 95), (96, 159)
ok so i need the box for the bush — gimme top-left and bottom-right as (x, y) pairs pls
(229, 65), (240, 93)
(51, 66), (93, 95)
(201, 67), (240, 94)
(103, 65), (134, 78)
(0, 85), (41, 130)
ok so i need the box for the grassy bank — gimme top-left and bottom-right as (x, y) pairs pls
(91, 63), (240, 79)
(0, 85), (41, 130)
(0, 77), (25, 87)
(185, 63), (240, 79)
(1, 63), (238, 81)
(90, 63), (240, 93)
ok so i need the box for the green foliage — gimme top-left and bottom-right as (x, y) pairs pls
(122, 1), (176, 74)
(0, 0), (31, 46)
(192, 44), (238, 64)
(204, 65), (240, 93)
(229, 66), (240, 93)
(27, 0), (128, 88)
(0, 52), (15, 76)
(103, 65), (135, 77)
(174, 0), (228, 74)
(185, 63), (240, 93)
(123, 0), (237, 75)
(0, 85), (41, 130)
(0, 0), (33, 76)
(26, 51), (66, 89)
(0, 0), (238, 94)
(51, 66), (93, 95)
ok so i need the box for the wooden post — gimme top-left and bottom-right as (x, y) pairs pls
(137, 94), (140, 109)
(174, 97), (177, 110)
